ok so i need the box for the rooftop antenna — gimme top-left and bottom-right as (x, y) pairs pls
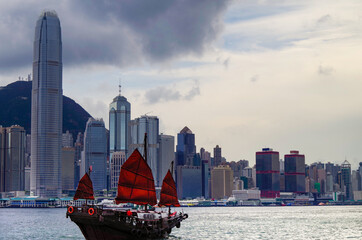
(118, 78), (122, 96)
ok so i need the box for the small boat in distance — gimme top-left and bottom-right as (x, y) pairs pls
(66, 136), (187, 239)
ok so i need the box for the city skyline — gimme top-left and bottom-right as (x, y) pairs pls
(0, 1), (362, 168)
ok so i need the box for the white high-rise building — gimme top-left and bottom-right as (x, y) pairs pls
(30, 11), (63, 197)
(158, 134), (175, 184)
(110, 151), (126, 189)
(130, 115), (159, 185)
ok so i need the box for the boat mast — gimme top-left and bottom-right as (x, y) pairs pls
(143, 133), (148, 211)
(169, 161), (174, 215)
(86, 166), (92, 206)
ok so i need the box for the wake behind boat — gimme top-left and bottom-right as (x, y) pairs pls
(66, 147), (188, 239)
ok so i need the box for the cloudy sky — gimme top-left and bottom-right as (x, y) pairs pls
(1, 0), (361, 169)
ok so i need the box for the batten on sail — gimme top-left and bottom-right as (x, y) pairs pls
(115, 149), (157, 206)
(74, 173), (95, 200)
(158, 170), (180, 207)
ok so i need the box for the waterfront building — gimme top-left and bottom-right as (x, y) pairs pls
(31, 11), (63, 197)
(62, 130), (73, 147)
(109, 87), (131, 157)
(176, 165), (202, 199)
(354, 191), (362, 201)
(0, 125), (26, 192)
(341, 160), (352, 200)
(352, 170), (359, 192)
(176, 127), (196, 166)
(61, 147), (75, 190)
(213, 145), (222, 167)
(83, 118), (107, 191)
(201, 160), (210, 199)
(211, 165), (233, 199)
(110, 151), (126, 189)
(256, 148), (280, 198)
(232, 189), (260, 201)
(129, 115), (159, 185)
(284, 151), (305, 193)
(158, 134), (175, 184)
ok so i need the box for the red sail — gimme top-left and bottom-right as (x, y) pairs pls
(115, 149), (157, 206)
(158, 170), (180, 207)
(74, 173), (95, 200)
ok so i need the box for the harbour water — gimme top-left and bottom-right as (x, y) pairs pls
(0, 206), (361, 239)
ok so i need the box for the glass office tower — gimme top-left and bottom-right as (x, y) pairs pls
(109, 91), (131, 156)
(31, 11), (62, 197)
(83, 118), (107, 191)
(256, 148), (280, 198)
(130, 115), (159, 185)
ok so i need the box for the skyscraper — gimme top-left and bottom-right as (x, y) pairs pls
(284, 150), (305, 193)
(341, 160), (352, 200)
(201, 160), (210, 199)
(176, 127), (196, 166)
(176, 165), (202, 199)
(0, 125), (26, 192)
(61, 147), (75, 190)
(31, 11), (62, 197)
(129, 115), (159, 185)
(256, 148), (280, 198)
(109, 86), (131, 156)
(213, 145), (222, 167)
(158, 134), (175, 185)
(83, 118), (107, 191)
(211, 165), (233, 199)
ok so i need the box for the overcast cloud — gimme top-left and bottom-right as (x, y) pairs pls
(0, 0), (231, 72)
(1, 1), (362, 168)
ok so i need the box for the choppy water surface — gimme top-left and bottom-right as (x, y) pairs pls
(0, 206), (361, 239)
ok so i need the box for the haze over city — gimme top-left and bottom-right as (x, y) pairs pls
(0, 0), (361, 168)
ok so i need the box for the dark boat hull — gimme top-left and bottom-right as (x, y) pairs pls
(67, 206), (187, 240)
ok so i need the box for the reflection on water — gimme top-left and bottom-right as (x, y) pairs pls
(0, 206), (361, 239)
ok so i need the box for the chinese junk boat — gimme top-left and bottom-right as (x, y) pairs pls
(66, 149), (187, 239)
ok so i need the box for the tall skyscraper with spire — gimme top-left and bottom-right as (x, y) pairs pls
(109, 84), (131, 156)
(30, 11), (63, 197)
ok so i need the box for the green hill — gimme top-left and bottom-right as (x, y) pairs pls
(0, 80), (92, 137)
